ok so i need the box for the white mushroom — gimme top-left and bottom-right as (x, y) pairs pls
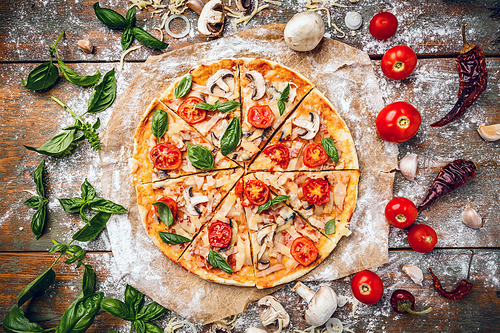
(258, 296), (290, 331)
(257, 224), (276, 246)
(292, 112), (320, 140)
(206, 69), (234, 93)
(197, 0), (225, 37)
(183, 187), (209, 216)
(245, 70), (266, 100)
(236, 0), (252, 12)
(284, 11), (325, 52)
(292, 281), (338, 326)
(210, 322), (232, 333)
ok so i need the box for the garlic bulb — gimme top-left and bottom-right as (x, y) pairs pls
(399, 153), (418, 182)
(402, 265), (423, 285)
(462, 204), (483, 229)
(478, 124), (500, 142)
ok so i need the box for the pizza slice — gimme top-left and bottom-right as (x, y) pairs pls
(241, 173), (335, 289)
(135, 169), (244, 263)
(249, 88), (359, 172)
(235, 58), (314, 165)
(131, 99), (238, 186)
(177, 181), (255, 286)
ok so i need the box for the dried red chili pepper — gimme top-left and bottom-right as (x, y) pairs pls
(431, 24), (487, 127)
(429, 251), (474, 300)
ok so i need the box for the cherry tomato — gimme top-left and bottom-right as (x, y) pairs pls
(244, 180), (270, 206)
(149, 143), (183, 171)
(302, 143), (329, 168)
(248, 105), (275, 129)
(178, 96), (206, 124)
(351, 270), (384, 304)
(369, 12), (398, 40)
(376, 102), (421, 143)
(234, 180), (244, 197)
(154, 197), (178, 219)
(208, 221), (233, 248)
(381, 45), (417, 80)
(302, 178), (330, 205)
(385, 197), (417, 229)
(290, 237), (318, 266)
(263, 144), (290, 168)
(408, 224), (437, 253)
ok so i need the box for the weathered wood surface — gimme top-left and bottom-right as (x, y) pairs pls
(0, 0), (499, 62)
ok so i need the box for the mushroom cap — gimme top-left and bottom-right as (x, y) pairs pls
(284, 11), (325, 52)
(304, 285), (338, 326)
(258, 295), (290, 328)
(198, 0), (225, 36)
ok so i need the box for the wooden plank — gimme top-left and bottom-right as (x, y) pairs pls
(0, 250), (499, 332)
(0, 0), (499, 62)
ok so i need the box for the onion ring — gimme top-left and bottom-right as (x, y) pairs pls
(165, 14), (191, 38)
(326, 318), (343, 333)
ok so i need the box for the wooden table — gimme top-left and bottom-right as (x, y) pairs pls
(1, 0), (499, 332)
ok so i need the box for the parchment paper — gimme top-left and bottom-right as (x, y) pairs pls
(99, 24), (397, 325)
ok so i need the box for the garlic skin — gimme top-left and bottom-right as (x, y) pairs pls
(402, 265), (423, 286)
(77, 39), (93, 53)
(462, 204), (483, 229)
(478, 124), (500, 142)
(399, 153), (418, 182)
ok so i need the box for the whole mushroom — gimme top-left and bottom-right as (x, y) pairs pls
(292, 281), (338, 326)
(258, 295), (290, 332)
(284, 11), (325, 52)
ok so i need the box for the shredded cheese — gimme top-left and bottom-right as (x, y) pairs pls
(168, 0), (188, 15)
(263, 0), (282, 5)
(331, 23), (345, 38)
(351, 299), (359, 319)
(307, 7), (331, 28)
(154, 27), (164, 41)
(331, 1), (347, 7)
(120, 45), (142, 70)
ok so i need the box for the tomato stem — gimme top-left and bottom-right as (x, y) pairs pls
(395, 214), (407, 222)
(360, 283), (371, 295)
(394, 61), (405, 71)
(397, 116), (410, 129)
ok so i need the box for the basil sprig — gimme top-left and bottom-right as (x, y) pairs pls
(174, 74), (192, 99)
(3, 307), (45, 333)
(87, 69), (117, 113)
(58, 60), (100, 87)
(325, 219), (336, 235)
(277, 84), (290, 116)
(196, 100), (241, 113)
(158, 231), (190, 245)
(321, 137), (339, 164)
(220, 117), (241, 156)
(208, 250), (233, 274)
(24, 160), (49, 239)
(187, 144), (214, 170)
(151, 109), (168, 141)
(121, 7), (136, 50)
(152, 201), (173, 227)
(258, 195), (290, 214)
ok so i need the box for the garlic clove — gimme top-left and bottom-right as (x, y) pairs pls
(399, 153), (418, 182)
(77, 39), (93, 53)
(402, 265), (423, 285)
(478, 124), (500, 142)
(462, 204), (483, 229)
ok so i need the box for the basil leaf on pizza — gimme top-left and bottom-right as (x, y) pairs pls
(217, 100), (240, 113)
(220, 117), (241, 156)
(151, 109), (168, 140)
(325, 219), (336, 235)
(208, 250), (233, 274)
(258, 195), (290, 214)
(195, 102), (217, 111)
(174, 74), (192, 99)
(158, 232), (190, 245)
(321, 137), (339, 164)
(187, 144), (214, 170)
(152, 201), (173, 227)
(277, 84), (290, 116)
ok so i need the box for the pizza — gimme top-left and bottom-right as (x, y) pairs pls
(131, 58), (360, 288)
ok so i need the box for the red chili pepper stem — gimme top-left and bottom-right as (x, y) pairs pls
(474, 160), (497, 169)
(397, 301), (433, 315)
(465, 249), (475, 281)
(461, 23), (475, 54)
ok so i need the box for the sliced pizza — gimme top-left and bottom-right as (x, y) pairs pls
(136, 169), (244, 262)
(131, 99), (238, 186)
(249, 88), (359, 172)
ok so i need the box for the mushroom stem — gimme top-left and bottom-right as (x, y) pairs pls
(292, 281), (315, 303)
(187, 0), (204, 15)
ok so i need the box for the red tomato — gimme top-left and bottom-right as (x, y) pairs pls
(302, 143), (329, 168)
(369, 12), (398, 40)
(244, 180), (270, 206)
(381, 45), (417, 80)
(376, 102), (421, 143)
(408, 224), (437, 253)
(149, 143), (183, 171)
(290, 237), (318, 266)
(154, 197), (178, 219)
(302, 178), (330, 205)
(234, 180), (244, 197)
(263, 144), (290, 168)
(351, 270), (384, 304)
(385, 197), (417, 229)
(208, 221), (233, 248)
(248, 105), (275, 129)
(178, 96), (206, 124)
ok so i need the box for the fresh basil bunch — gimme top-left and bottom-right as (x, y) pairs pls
(257, 195), (290, 214)
(94, 3), (168, 50)
(24, 160), (49, 239)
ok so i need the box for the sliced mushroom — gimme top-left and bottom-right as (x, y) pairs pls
(276, 211), (295, 233)
(256, 245), (270, 270)
(206, 69), (234, 93)
(211, 132), (220, 148)
(292, 281), (338, 326)
(292, 112), (320, 140)
(258, 296), (290, 329)
(257, 224), (276, 246)
(279, 121), (292, 141)
(198, 0), (225, 37)
(183, 187), (209, 216)
(245, 70), (266, 100)
(211, 322), (232, 333)
(236, 0), (252, 12)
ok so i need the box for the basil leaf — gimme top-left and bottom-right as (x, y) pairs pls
(158, 231), (190, 245)
(82, 264), (96, 297)
(101, 298), (134, 320)
(21, 60), (59, 91)
(93, 3), (127, 29)
(152, 201), (173, 227)
(145, 322), (164, 333)
(321, 137), (339, 164)
(17, 268), (56, 307)
(136, 302), (167, 321)
(174, 74), (192, 99)
(48, 243), (67, 254)
(25, 129), (78, 157)
(277, 100), (285, 116)
(58, 60), (100, 87)
(195, 102), (216, 111)
(218, 100), (240, 113)
(59, 197), (84, 213)
(79, 205), (90, 225)
(220, 117), (241, 156)
(55, 292), (104, 333)
(81, 179), (96, 201)
(89, 197), (127, 214)
(325, 219), (336, 235)
(126, 6), (137, 27)
(121, 27), (134, 51)
(31, 204), (48, 240)
(257, 195), (290, 214)
(33, 160), (45, 197)
(125, 285), (145, 318)
(65, 255), (79, 265)
(24, 196), (43, 209)
(132, 320), (146, 333)
(68, 245), (83, 252)
(87, 68), (117, 113)
(279, 84), (290, 102)
(132, 27), (168, 50)
(151, 109), (168, 140)
(3, 307), (44, 333)
(187, 144), (214, 170)
(72, 212), (112, 242)
(207, 250), (233, 274)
